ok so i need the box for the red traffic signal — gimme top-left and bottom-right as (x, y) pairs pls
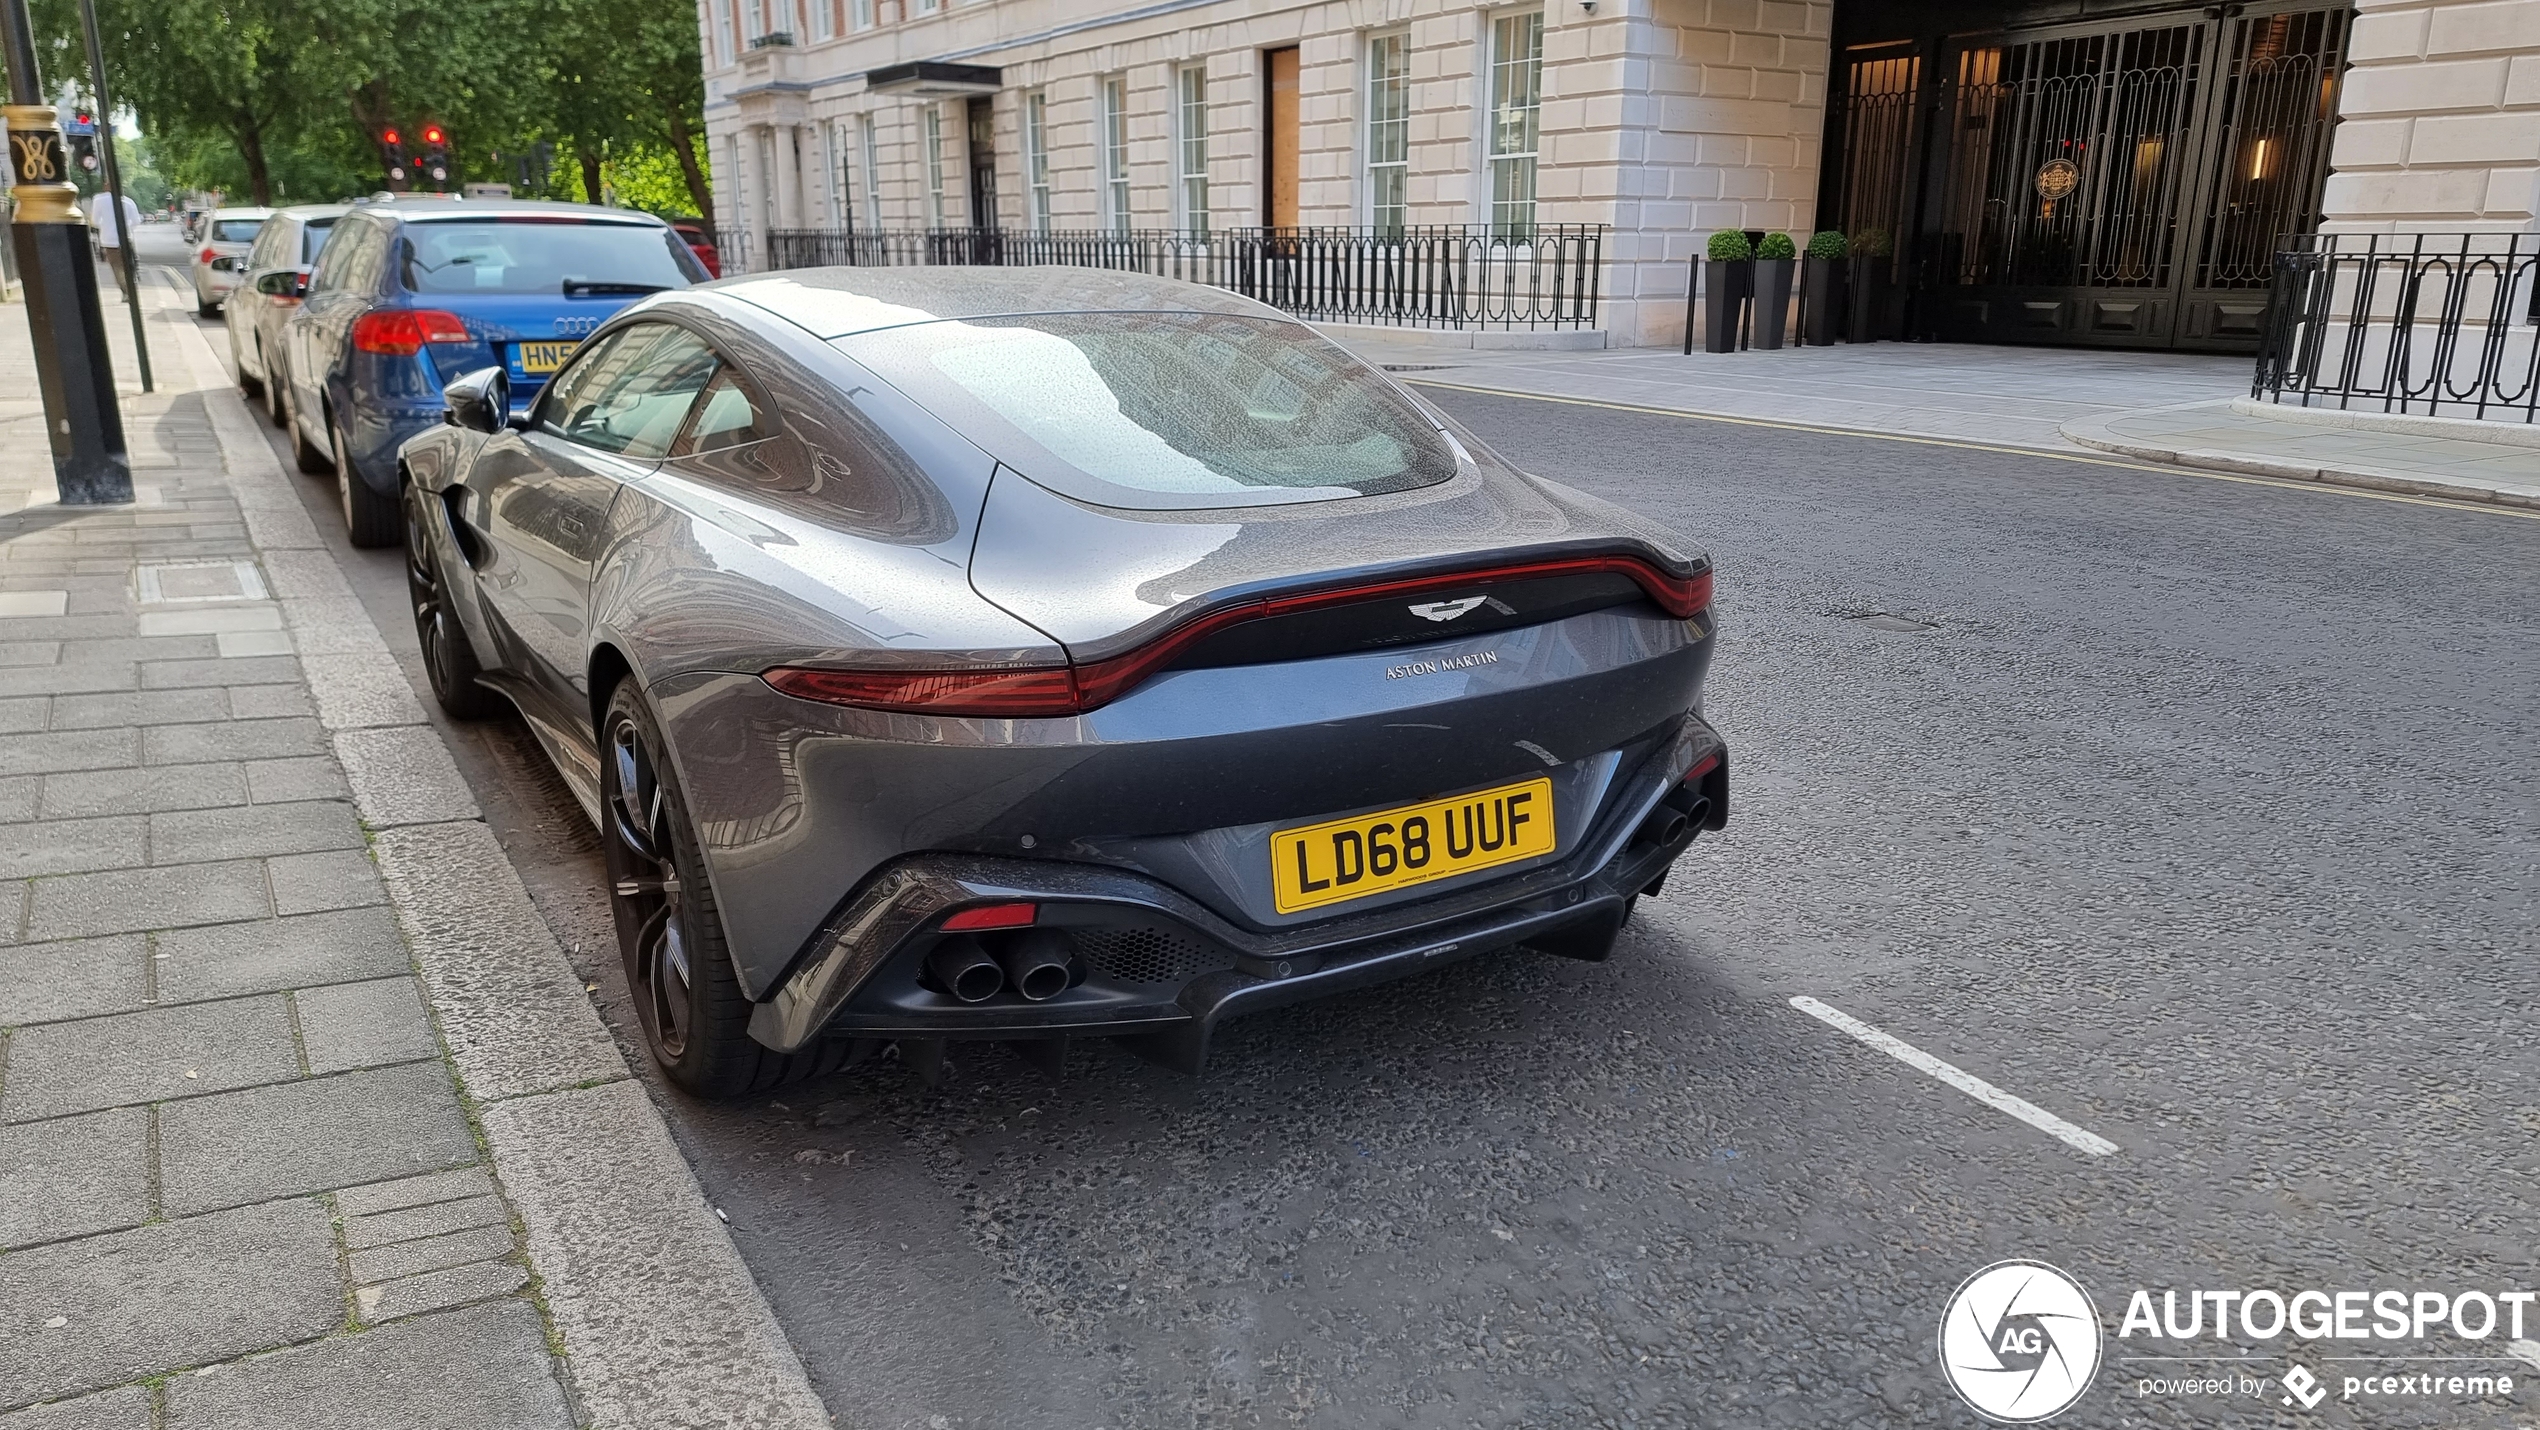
(421, 124), (446, 147)
(383, 127), (401, 146)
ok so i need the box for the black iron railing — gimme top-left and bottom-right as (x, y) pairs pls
(2255, 233), (2540, 423)
(761, 225), (1607, 331)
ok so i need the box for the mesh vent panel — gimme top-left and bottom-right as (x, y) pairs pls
(1075, 926), (1228, 986)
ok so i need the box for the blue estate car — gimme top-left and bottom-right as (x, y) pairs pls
(278, 198), (708, 546)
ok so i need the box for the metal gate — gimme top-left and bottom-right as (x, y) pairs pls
(1827, 1), (2348, 350)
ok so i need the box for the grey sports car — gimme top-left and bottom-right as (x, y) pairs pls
(396, 267), (1727, 1097)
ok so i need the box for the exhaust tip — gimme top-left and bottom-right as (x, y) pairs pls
(925, 938), (1005, 1004)
(996, 929), (1077, 1003)
(1638, 810), (1689, 848)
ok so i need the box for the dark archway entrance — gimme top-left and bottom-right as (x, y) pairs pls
(1821, 0), (2351, 352)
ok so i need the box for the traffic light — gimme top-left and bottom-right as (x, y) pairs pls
(420, 123), (450, 189)
(381, 127), (409, 190)
(68, 110), (99, 178)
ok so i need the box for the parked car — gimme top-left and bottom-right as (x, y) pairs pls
(226, 205), (349, 426)
(278, 197), (706, 546)
(668, 219), (720, 277)
(189, 207), (273, 317)
(394, 267), (1728, 1097)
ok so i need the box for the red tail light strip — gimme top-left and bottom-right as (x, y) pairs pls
(351, 309), (472, 356)
(765, 554), (1713, 718)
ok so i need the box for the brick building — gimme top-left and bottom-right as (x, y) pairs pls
(697, 0), (2540, 351)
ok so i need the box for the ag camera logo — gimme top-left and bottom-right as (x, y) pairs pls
(1939, 1260), (2104, 1422)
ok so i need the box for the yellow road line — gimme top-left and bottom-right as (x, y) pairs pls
(1406, 377), (2540, 523)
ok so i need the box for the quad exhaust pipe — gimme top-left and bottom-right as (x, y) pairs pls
(994, 929), (1076, 1002)
(925, 938), (1005, 1003)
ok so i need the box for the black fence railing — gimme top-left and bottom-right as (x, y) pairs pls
(761, 225), (1606, 331)
(2254, 233), (2540, 423)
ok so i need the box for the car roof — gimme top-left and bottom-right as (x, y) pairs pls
(714, 266), (1286, 340)
(353, 198), (670, 226)
(211, 206), (275, 218)
(272, 204), (352, 222)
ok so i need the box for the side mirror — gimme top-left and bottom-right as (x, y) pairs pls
(254, 269), (307, 298)
(443, 366), (511, 434)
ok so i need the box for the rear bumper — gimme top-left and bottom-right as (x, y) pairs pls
(748, 713), (1727, 1071)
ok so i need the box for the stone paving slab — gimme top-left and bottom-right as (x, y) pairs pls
(0, 1385), (154, 1430)
(1, 996), (299, 1122)
(0, 1199), (343, 1410)
(152, 907), (409, 1003)
(156, 1062), (479, 1215)
(161, 1301), (573, 1430)
(0, 1107), (150, 1249)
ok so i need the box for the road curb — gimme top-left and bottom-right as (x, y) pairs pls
(2059, 404), (2539, 511)
(169, 304), (832, 1429)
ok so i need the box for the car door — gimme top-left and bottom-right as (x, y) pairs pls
(460, 322), (721, 717)
(290, 216), (375, 441)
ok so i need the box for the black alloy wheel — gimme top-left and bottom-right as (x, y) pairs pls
(402, 486), (499, 720)
(599, 685), (863, 1098)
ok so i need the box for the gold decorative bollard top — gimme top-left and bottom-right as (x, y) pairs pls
(4, 104), (81, 223)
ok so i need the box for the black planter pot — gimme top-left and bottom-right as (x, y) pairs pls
(1801, 256), (1845, 347)
(1703, 259), (1752, 353)
(1847, 258), (1891, 343)
(1751, 259), (1794, 350)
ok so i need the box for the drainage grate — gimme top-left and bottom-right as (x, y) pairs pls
(1075, 926), (1229, 986)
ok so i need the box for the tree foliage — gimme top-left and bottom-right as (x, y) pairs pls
(24, 0), (709, 218)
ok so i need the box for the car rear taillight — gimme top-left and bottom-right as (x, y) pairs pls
(350, 309), (471, 356)
(765, 553), (1714, 719)
(198, 247), (217, 264)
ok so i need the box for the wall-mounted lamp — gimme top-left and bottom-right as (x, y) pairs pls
(1581, 0), (1598, 11)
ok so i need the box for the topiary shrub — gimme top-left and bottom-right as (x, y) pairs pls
(1706, 229), (1754, 261)
(1757, 232), (1797, 260)
(1805, 230), (1847, 260)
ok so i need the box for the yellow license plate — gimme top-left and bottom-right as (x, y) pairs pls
(1271, 776), (1555, 915)
(514, 340), (578, 374)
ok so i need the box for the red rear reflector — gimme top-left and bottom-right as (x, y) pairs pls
(1685, 752), (1723, 783)
(350, 309), (471, 356)
(765, 553), (1713, 718)
(940, 903), (1037, 932)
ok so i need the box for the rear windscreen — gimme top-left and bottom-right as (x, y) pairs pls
(397, 219), (700, 296)
(300, 219), (337, 263)
(213, 220), (263, 243)
(838, 312), (1458, 509)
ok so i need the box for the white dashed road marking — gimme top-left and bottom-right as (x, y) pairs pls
(1790, 996), (2121, 1157)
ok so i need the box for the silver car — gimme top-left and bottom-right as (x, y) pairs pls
(395, 268), (1727, 1096)
(189, 206), (272, 316)
(226, 205), (347, 427)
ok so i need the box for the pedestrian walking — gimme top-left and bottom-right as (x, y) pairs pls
(88, 187), (141, 301)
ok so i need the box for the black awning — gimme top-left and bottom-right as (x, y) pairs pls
(863, 61), (1003, 95)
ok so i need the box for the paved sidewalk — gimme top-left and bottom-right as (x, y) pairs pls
(1329, 332), (2540, 508)
(1, 275), (829, 1427)
(2062, 398), (2540, 509)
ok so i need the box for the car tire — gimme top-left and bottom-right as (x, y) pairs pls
(229, 326), (259, 398)
(403, 483), (501, 721)
(333, 417), (402, 548)
(197, 298), (218, 319)
(285, 387), (331, 474)
(601, 682), (855, 1098)
(261, 354), (287, 427)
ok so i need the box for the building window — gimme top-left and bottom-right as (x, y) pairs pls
(712, 0), (735, 64)
(1366, 33), (1409, 234)
(1487, 11), (1543, 238)
(850, 0), (870, 28)
(810, 0), (832, 41)
(1024, 90), (1053, 231)
(914, 0), (938, 13)
(924, 106), (947, 226)
(827, 121), (849, 228)
(1101, 76), (1131, 233)
(860, 115), (882, 229)
(1176, 64), (1209, 234)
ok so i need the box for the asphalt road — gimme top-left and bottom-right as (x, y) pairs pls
(189, 287), (2540, 1429)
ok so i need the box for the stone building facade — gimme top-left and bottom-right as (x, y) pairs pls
(698, 0), (2540, 350)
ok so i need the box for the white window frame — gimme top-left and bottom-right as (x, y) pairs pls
(1023, 90), (1053, 232)
(810, 0), (832, 41)
(923, 105), (947, 227)
(824, 121), (846, 227)
(1175, 64), (1209, 235)
(1100, 75), (1131, 234)
(1486, 10), (1543, 239)
(914, 0), (939, 13)
(851, 0), (871, 29)
(1365, 32), (1410, 234)
(711, 0), (735, 64)
(859, 114), (883, 229)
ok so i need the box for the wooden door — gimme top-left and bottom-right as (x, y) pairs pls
(1265, 47), (1300, 228)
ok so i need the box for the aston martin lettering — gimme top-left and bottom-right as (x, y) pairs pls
(1386, 651), (1500, 680)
